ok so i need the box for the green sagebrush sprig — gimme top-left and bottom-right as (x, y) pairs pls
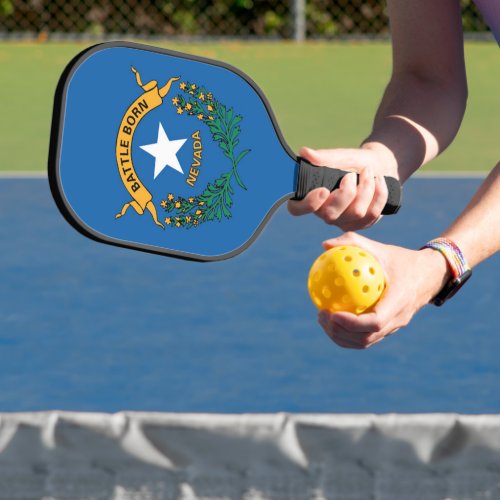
(161, 81), (250, 229)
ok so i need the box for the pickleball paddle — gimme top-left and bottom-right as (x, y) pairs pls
(49, 41), (401, 261)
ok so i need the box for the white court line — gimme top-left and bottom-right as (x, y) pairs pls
(414, 170), (487, 178)
(0, 171), (47, 178)
(0, 170), (488, 179)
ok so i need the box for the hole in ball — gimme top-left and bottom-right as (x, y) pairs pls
(352, 269), (360, 277)
(362, 285), (369, 293)
(344, 256), (352, 262)
(342, 295), (351, 304)
(369, 267), (376, 275)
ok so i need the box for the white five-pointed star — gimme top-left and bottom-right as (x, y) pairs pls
(140, 123), (187, 179)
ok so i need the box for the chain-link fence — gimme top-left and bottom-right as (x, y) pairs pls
(0, 0), (491, 40)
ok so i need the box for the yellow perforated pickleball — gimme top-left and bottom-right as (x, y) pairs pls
(308, 245), (385, 314)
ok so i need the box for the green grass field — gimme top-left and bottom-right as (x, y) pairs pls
(0, 41), (497, 172)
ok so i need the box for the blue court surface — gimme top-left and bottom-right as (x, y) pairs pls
(0, 176), (498, 413)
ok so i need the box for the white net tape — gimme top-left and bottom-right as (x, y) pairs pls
(1, 412), (500, 499)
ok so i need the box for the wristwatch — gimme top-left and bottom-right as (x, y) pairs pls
(421, 238), (472, 306)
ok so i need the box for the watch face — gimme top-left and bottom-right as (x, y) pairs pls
(432, 269), (472, 306)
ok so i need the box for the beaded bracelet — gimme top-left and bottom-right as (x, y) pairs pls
(421, 237), (472, 306)
(421, 238), (470, 278)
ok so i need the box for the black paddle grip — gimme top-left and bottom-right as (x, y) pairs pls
(293, 158), (402, 215)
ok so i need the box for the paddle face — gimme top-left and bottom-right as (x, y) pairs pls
(49, 41), (297, 261)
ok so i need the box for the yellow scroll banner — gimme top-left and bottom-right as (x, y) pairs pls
(115, 68), (180, 229)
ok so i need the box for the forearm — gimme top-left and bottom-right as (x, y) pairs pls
(413, 163), (500, 307)
(441, 162), (500, 267)
(363, 73), (467, 182)
(361, 0), (467, 183)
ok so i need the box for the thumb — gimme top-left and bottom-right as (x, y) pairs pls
(322, 231), (370, 250)
(299, 147), (364, 170)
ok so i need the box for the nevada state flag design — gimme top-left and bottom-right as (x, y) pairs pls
(53, 43), (296, 260)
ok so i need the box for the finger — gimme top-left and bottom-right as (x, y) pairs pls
(330, 326), (372, 348)
(288, 188), (330, 216)
(361, 174), (389, 225)
(332, 294), (402, 339)
(330, 311), (385, 335)
(360, 328), (399, 348)
(330, 315), (392, 348)
(315, 172), (358, 224)
(371, 174), (389, 215)
(364, 335), (386, 348)
(322, 325), (363, 349)
(322, 231), (370, 251)
(342, 164), (376, 221)
(328, 326), (382, 349)
(323, 171), (390, 231)
(319, 308), (394, 349)
(323, 327), (366, 349)
(319, 311), (372, 349)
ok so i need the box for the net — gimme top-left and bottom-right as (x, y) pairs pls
(0, 0), (490, 40)
(1, 412), (500, 499)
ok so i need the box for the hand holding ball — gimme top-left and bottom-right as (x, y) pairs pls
(308, 245), (385, 314)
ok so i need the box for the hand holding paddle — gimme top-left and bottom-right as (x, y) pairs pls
(290, 146), (400, 231)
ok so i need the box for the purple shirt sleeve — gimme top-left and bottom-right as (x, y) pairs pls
(473, 0), (500, 45)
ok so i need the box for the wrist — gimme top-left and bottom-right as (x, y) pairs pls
(418, 248), (453, 303)
(418, 248), (452, 303)
(361, 141), (399, 178)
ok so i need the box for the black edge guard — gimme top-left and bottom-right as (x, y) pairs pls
(293, 158), (402, 215)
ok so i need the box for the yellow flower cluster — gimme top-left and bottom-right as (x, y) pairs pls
(161, 195), (206, 227)
(174, 82), (216, 121)
(163, 213), (203, 227)
(172, 82), (214, 125)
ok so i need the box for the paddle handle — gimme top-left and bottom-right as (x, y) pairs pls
(293, 157), (402, 215)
